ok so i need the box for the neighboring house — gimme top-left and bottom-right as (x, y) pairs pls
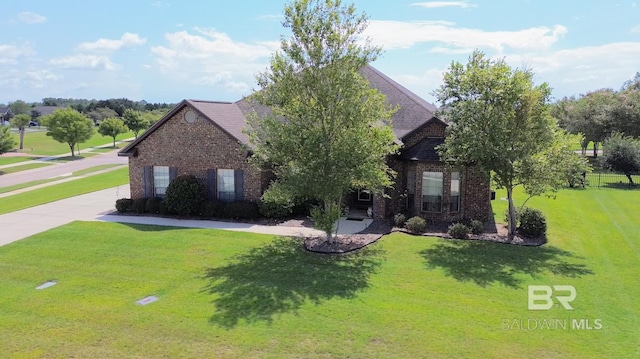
(118, 65), (491, 222)
(0, 107), (13, 125)
(31, 105), (64, 119)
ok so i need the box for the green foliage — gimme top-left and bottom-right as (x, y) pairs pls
(434, 50), (583, 239)
(393, 213), (407, 227)
(602, 133), (640, 185)
(310, 203), (342, 241)
(11, 114), (31, 150)
(448, 223), (470, 239)
(165, 175), (206, 216)
(44, 108), (95, 157)
(0, 126), (16, 155)
(9, 100), (30, 115)
(223, 201), (260, 220)
(517, 207), (547, 238)
(405, 216), (427, 234)
(115, 198), (133, 213)
(259, 182), (296, 218)
(200, 200), (226, 218)
(145, 197), (163, 214)
(98, 117), (128, 147)
(86, 107), (118, 124)
(246, 0), (397, 241)
(132, 198), (148, 214)
(469, 219), (484, 235)
(122, 109), (148, 138)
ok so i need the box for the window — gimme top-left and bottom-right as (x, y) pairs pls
(357, 189), (372, 202)
(217, 169), (235, 202)
(422, 172), (443, 212)
(153, 166), (170, 196)
(450, 172), (461, 212)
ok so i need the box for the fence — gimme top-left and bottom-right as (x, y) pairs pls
(584, 172), (639, 189)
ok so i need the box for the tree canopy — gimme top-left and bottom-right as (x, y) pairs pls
(98, 117), (128, 148)
(246, 0), (397, 242)
(602, 133), (640, 185)
(44, 108), (95, 157)
(434, 50), (590, 239)
(122, 109), (148, 139)
(10, 114), (31, 150)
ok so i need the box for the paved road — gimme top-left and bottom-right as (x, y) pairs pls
(0, 148), (127, 188)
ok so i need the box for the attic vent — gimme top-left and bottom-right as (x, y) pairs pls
(184, 110), (196, 123)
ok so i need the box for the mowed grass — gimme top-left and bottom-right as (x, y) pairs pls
(0, 156), (45, 166)
(11, 130), (134, 156)
(0, 162), (53, 175)
(0, 164), (124, 195)
(0, 167), (128, 215)
(0, 188), (638, 358)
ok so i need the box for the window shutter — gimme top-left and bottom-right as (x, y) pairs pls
(207, 169), (217, 200)
(169, 167), (177, 181)
(234, 169), (244, 201)
(143, 166), (153, 198)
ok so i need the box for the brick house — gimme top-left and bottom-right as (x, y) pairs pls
(118, 65), (490, 222)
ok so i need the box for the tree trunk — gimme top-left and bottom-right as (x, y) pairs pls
(70, 144), (75, 157)
(113, 137), (116, 148)
(506, 186), (516, 241)
(593, 142), (598, 158)
(627, 174), (634, 185)
(19, 128), (25, 150)
(326, 201), (335, 244)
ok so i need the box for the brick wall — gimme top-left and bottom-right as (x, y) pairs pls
(402, 120), (447, 149)
(128, 105), (265, 201)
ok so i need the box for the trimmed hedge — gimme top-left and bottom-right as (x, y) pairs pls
(518, 207), (547, 238)
(405, 216), (427, 234)
(165, 175), (206, 216)
(115, 198), (133, 213)
(145, 197), (163, 214)
(224, 201), (260, 220)
(469, 220), (484, 235)
(259, 185), (295, 218)
(132, 198), (148, 214)
(393, 213), (407, 227)
(448, 222), (470, 239)
(200, 200), (226, 218)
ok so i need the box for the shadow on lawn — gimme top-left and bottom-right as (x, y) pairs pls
(420, 240), (593, 288)
(202, 236), (384, 328)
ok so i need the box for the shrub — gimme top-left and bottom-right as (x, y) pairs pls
(393, 213), (407, 227)
(223, 201), (260, 220)
(200, 200), (226, 218)
(132, 198), (148, 214)
(259, 185), (295, 218)
(165, 175), (206, 216)
(292, 198), (320, 216)
(518, 207), (547, 238)
(469, 219), (484, 235)
(115, 198), (133, 213)
(405, 216), (427, 234)
(158, 200), (170, 215)
(448, 222), (470, 239)
(145, 197), (163, 214)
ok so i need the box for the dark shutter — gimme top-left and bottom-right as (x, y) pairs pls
(207, 169), (217, 200)
(169, 167), (177, 181)
(234, 170), (244, 201)
(143, 166), (153, 198)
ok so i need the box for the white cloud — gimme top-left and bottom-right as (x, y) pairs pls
(17, 12), (47, 24)
(631, 24), (640, 33)
(78, 33), (147, 51)
(0, 69), (60, 89)
(49, 55), (119, 71)
(411, 1), (476, 9)
(151, 1), (170, 9)
(365, 20), (567, 52)
(0, 43), (35, 64)
(150, 28), (278, 95)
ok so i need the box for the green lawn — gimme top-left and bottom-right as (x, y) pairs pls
(0, 167), (129, 214)
(0, 162), (53, 175)
(0, 187), (637, 358)
(11, 131), (134, 156)
(0, 156), (44, 166)
(0, 164), (125, 194)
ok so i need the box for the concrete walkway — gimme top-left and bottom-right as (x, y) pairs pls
(0, 185), (373, 247)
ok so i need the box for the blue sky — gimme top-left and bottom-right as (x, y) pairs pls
(1, 0), (639, 105)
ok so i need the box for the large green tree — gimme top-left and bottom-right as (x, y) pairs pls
(10, 113), (31, 150)
(9, 100), (30, 116)
(434, 51), (590, 239)
(44, 108), (95, 157)
(98, 117), (128, 147)
(0, 126), (16, 154)
(246, 0), (397, 243)
(122, 109), (148, 139)
(602, 133), (640, 185)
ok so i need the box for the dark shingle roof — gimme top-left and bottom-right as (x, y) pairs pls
(358, 65), (440, 140)
(186, 99), (250, 144)
(399, 137), (445, 162)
